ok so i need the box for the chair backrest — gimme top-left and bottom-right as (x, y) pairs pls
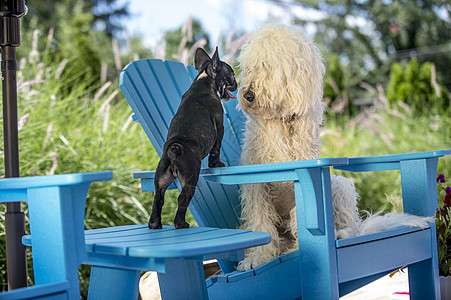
(119, 59), (246, 229)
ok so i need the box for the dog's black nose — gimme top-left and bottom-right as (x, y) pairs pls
(244, 91), (254, 103)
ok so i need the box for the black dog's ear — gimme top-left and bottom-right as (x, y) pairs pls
(206, 47), (220, 79)
(194, 48), (211, 71)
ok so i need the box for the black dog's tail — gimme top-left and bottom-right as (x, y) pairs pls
(168, 143), (183, 161)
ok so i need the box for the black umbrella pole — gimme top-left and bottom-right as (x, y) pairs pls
(1, 0), (28, 290)
(2, 45), (27, 290)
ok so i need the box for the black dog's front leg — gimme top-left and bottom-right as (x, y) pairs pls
(208, 122), (225, 168)
(174, 161), (201, 229)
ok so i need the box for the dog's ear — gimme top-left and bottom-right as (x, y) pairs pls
(206, 47), (220, 79)
(194, 48), (211, 71)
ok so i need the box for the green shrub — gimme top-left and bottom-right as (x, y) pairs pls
(387, 58), (450, 114)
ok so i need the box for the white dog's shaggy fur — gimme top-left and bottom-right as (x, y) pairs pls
(236, 24), (432, 271)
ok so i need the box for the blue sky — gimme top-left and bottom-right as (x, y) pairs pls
(122, 0), (320, 48)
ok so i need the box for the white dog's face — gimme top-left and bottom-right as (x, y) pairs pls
(239, 63), (297, 120)
(238, 24), (326, 123)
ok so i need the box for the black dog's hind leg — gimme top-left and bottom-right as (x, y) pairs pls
(208, 122), (225, 168)
(173, 186), (196, 229)
(174, 160), (201, 229)
(149, 158), (175, 229)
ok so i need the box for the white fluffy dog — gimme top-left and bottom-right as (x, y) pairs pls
(236, 24), (431, 271)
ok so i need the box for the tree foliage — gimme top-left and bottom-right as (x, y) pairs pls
(282, 0), (451, 94)
(23, 0), (128, 37)
(387, 58), (449, 113)
(19, 0), (130, 90)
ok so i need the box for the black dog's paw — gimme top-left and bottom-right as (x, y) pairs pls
(148, 222), (162, 229)
(148, 218), (162, 229)
(208, 160), (225, 168)
(174, 221), (190, 229)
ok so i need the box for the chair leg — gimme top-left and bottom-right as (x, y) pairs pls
(408, 259), (440, 300)
(87, 266), (140, 300)
(157, 258), (208, 300)
(295, 169), (340, 299)
(401, 158), (440, 299)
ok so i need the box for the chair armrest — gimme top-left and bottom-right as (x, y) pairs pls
(200, 157), (348, 185)
(334, 150), (451, 172)
(134, 157), (348, 192)
(0, 171), (113, 203)
(0, 171), (113, 189)
(336, 150), (451, 217)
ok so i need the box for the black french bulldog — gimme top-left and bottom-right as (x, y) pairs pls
(149, 47), (237, 229)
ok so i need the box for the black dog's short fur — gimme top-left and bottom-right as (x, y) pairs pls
(149, 47), (237, 229)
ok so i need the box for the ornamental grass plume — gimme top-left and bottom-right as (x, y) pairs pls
(436, 173), (451, 276)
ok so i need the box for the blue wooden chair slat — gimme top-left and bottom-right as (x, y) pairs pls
(208, 252), (301, 300)
(186, 64), (198, 80)
(87, 226), (217, 250)
(83, 224), (146, 235)
(0, 281), (70, 300)
(128, 230), (270, 258)
(132, 60), (174, 135)
(222, 98), (247, 148)
(148, 59), (181, 115)
(84, 225), (173, 240)
(165, 60), (194, 98)
(120, 66), (165, 154)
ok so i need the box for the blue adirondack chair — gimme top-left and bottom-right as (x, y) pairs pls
(119, 58), (450, 299)
(0, 171), (113, 300)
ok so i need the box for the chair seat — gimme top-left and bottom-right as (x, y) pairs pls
(83, 225), (270, 299)
(84, 225), (270, 260)
(24, 225), (271, 272)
